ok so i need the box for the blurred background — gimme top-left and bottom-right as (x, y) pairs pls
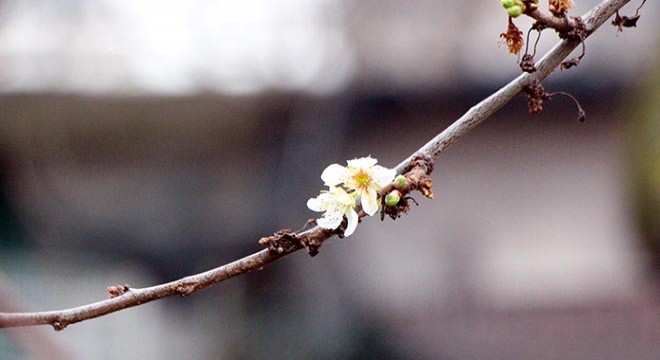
(0, 0), (659, 359)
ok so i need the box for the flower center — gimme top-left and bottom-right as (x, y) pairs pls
(354, 171), (371, 188)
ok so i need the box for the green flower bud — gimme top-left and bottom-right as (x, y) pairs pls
(385, 190), (401, 207)
(507, 5), (522, 17)
(500, 0), (516, 9)
(394, 175), (407, 188)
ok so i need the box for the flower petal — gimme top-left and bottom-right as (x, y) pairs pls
(347, 156), (377, 169)
(306, 197), (323, 212)
(361, 187), (379, 216)
(374, 166), (397, 187)
(321, 164), (346, 186)
(332, 187), (355, 206)
(343, 208), (359, 237)
(317, 211), (343, 230)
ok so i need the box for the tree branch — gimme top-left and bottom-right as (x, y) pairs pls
(395, 0), (632, 172)
(525, 8), (577, 33)
(0, 0), (633, 330)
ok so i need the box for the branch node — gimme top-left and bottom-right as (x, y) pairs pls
(402, 153), (434, 175)
(401, 154), (434, 199)
(51, 320), (67, 332)
(381, 155), (434, 220)
(107, 284), (131, 298)
(559, 17), (587, 70)
(175, 281), (197, 296)
(259, 229), (307, 255)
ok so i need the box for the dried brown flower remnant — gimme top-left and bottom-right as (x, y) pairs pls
(520, 54), (536, 73)
(612, 11), (640, 32)
(524, 81), (546, 115)
(549, 0), (573, 17)
(612, 0), (646, 33)
(381, 194), (419, 221)
(523, 82), (586, 122)
(500, 18), (524, 54)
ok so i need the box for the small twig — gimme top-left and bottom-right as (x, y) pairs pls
(560, 17), (588, 69)
(530, 24), (544, 58)
(520, 23), (545, 73)
(547, 91), (587, 122)
(0, 0), (634, 330)
(524, 27), (534, 57)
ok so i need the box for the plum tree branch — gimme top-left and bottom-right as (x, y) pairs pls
(395, 0), (632, 172)
(0, 0), (634, 330)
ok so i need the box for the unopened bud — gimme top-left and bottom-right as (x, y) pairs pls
(385, 190), (401, 207)
(507, 5), (522, 17)
(394, 175), (407, 188)
(500, 0), (516, 8)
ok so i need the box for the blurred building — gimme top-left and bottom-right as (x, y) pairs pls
(0, 0), (659, 359)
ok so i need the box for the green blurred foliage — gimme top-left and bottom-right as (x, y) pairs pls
(626, 46), (660, 274)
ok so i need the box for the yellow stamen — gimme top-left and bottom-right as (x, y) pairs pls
(354, 171), (371, 188)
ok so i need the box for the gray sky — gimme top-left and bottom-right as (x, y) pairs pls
(0, 0), (657, 95)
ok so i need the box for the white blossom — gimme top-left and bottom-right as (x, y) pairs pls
(306, 186), (359, 237)
(320, 156), (396, 216)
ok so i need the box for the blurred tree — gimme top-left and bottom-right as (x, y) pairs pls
(626, 43), (660, 275)
(0, 150), (24, 248)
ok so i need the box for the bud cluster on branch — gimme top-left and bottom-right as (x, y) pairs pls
(499, 0), (647, 119)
